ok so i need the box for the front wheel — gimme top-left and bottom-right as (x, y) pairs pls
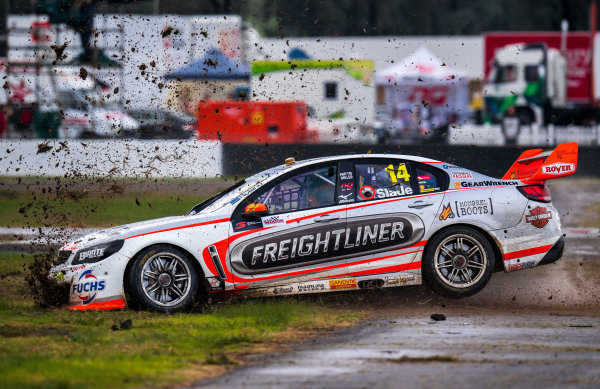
(422, 227), (495, 298)
(127, 245), (203, 312)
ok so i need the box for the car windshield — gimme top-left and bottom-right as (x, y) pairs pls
(186, 165), (286, 215)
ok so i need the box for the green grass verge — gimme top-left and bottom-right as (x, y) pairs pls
(0, 191), (204, 228)
(0, 253), (362, 389)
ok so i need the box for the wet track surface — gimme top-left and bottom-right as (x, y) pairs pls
(196, 313), (600, 389)
(193, 235), (600, 389)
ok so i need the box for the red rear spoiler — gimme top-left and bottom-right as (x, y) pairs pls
(502, 142), (578, 183)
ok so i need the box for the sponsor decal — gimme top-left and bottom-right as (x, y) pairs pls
(207, 277), (222, 288)
(525, 206), (552, 228)
(233, 220), (262, 231)
(452, 171), (473, 179)
(454, 198), (493, 217)
(71, 240), (124, 265)
(338, 193), (355, 204)
(340, 172), (353, 180)
(341, 182), (354, 191)
(297, 282), (327, 292)
(375, 186), (413, 198)
(459, 180), (518, 188)
(542, 162), (574, 175)
(79, 248), (105, 262)
(273, 286), (294, 294)
(508, 260), (536, 272)
(69, 264), (86, 272)
(438, 203), (455, 221)
(329, 279), (357, 290)
(417, 175), (431, 181)
(508, 167), (538, 180)
(230, 196), (241, 204)
(420, 187), (435, 193)
(442, 164), (459, 169)
(384, 275), (416, 286)
(72, 270), (105, 305)
(359, 185), (376, 200)
(230, 213), (425, 274)
(261, 215), (286, 227)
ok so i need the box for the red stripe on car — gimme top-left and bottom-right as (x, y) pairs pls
(124, 218), (230, 240)
(287, 192), (444, 223)
(69, 299), (125, 311)
(503, 244), (553, 261)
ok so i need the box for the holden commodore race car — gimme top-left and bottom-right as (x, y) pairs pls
(51, 142), (578, 312)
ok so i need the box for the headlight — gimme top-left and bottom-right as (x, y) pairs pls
(71, 240), (125, 265)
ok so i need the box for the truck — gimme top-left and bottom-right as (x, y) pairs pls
(483, 32), (598, 126)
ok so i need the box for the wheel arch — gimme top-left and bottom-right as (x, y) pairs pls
(123, 242), (207, 301)
(424, 223), (505, 273)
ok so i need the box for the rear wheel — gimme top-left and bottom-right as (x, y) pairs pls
(127, 245), (204, 312)
(423, 227), (494, 298)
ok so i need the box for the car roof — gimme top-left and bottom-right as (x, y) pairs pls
(288, 153), (443, 169)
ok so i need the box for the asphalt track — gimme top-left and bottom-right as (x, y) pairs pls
(193, 235), (600, 389)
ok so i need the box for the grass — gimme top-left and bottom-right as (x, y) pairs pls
(0, 175), (240, 228)
(0, 252), (362, 389)
(0, 191), (204, 228)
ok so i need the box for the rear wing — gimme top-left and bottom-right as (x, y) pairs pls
(502, 142), (578, 183)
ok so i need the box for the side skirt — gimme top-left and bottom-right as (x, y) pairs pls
(237, 271), (422, 298)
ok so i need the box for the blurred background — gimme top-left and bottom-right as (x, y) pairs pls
(1, 0), (600, 177)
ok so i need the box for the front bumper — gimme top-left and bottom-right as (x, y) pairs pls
(51, 252), (129, 311)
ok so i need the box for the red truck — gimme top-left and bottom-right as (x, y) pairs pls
(196, 100), (315, 143)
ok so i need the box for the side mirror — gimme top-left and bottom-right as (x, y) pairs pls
(242, 203), (269, 219)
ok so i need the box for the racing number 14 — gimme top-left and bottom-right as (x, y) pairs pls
(386, 163), (411, 183)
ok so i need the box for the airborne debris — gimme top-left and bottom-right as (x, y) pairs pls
(162, 26), (173, 37)
(36, 143), (53, 154)
(204, 58), (218, 68)
(430, 313), (446, 321)
(50, 42), (68, 61)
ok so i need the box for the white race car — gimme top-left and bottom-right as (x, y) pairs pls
(51, 143), (578, 312)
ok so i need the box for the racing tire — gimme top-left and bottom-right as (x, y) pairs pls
(422, 227), (495, 298)
(127, 245), (205, 313)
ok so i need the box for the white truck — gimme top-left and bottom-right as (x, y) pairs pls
(484, 37), (598, 126)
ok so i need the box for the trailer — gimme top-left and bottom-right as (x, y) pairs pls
(196, 100), (314, 144)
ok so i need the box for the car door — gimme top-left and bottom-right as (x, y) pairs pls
(343, 158), (446, 277)
(227, 161), (349, 288)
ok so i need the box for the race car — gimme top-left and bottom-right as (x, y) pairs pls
(51, 142), (578, 312)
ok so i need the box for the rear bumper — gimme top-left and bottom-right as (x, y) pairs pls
(537, 235), (565, 266)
